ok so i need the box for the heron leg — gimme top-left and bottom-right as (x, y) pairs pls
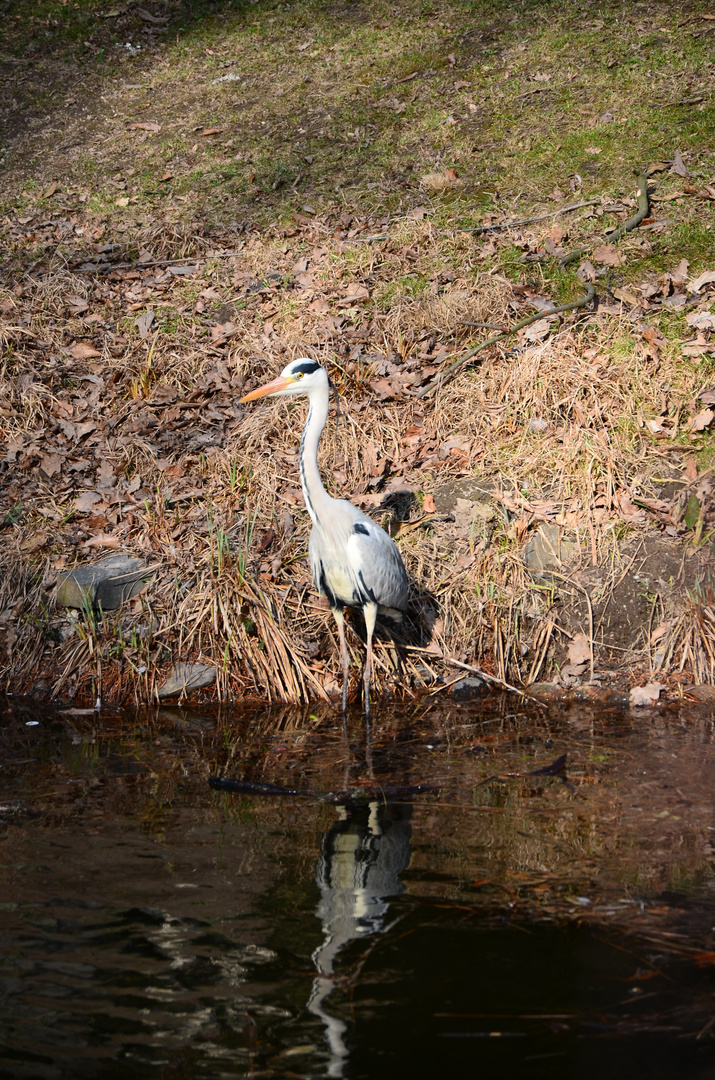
(363, 601), (378, 718)
(332, 606), (350, 715)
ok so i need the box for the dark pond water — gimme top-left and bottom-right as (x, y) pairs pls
(2, 693), (715, 1079)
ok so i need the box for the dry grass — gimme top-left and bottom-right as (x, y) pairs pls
(1, 210), (707, 704)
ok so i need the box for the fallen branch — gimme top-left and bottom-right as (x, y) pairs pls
(417, 284), (595, 398)
(73, 252), (240, 275)
(426, 654), (548, 708)
(447, 198), (599, 235)
(559, 172), (649, 267)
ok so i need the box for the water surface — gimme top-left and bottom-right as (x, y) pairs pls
(2, 694), (715, 1078)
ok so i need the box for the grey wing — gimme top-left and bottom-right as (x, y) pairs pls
(346, 520), (409, 614)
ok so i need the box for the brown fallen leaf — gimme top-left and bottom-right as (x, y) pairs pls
(66, 294), (89, 313)
(200, 127), (222, 136)
(689, 408), (715, 432)
(567, 632), (591, 666)
(70, 342), (102, 359)
(684, 457), (698, 482)
(74, 492), (102, 512)
(210, 321), (239, 342)
(136, 7), (169, 25)
(670, 149), (690, 177)
(669, 258), (690, 286)
(686, 311), (715, 331)
(135, 310), (155, 339)
(592, 244), (624, 266)
(82, 533), (122, 550)
(577, 260), (596, 283)
(21, 531), (48, 553)
(523, 318), (552, 342)
(162, 464), (184, 482)
(689, 270), (715, 293)
(629, 682), (665, 707)
(613, 287), (639, 307)
(641, 324), (664, 356)
(369, 378), (397, 400)
(42, 181), (60, 199)
(128, 121), (161, 133)
(39, 453), (62, 480)
(423, 493), (437, 513)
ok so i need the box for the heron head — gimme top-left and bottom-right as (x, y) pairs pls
(240, 358), (327, 402)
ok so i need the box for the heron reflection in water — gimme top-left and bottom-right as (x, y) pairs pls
(308, 800), (413, 1077)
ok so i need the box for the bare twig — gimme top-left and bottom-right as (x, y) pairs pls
(432, 655), (548, 708)
(417, 284), (595, 398)
(446, 199), (600, 235)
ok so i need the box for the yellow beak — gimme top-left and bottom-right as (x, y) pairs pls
(240, 375), (293, 402)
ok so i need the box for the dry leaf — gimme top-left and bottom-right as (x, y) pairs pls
(523, 318), (551, 342)
(629, 682), (665, 706)
(592, 244), (624, 266)
(70, 342), (102, 359)
(39, 453), (62, 479)
(669, 258), (690, 286)
(686, 311), (715, 331)
(584, 146), (602, 154)
(423, 493), (437, 513)
(66, 295), (89, 313)
(689, 408), (715, 432)
(135, 310), (155, 338)
(210, 321), (239, 341)
(684, 457), (698, 482)
(42, 181), (60, 199)
(670, 149), (690, 177)
(82, 533), (122, 550)
(116, 196), (130, 208)
(689, 270), (715, 293)
(567, 632), (591, 666)
(21, 531), (48, 553)
(128, 121), (161, 133)
(200, 127), (222, 136)
(577, 260), (596, 283)
(74, 492), (102, 512)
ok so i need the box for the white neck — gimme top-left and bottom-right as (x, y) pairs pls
(299, 379), (335, 527)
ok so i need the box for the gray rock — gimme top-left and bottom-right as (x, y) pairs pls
(522, 523), (576, 578)
(57, 555), (155, 611)
(158, 662), (216, 699)
(450, 675), (487, 700)
(433, 478), (494, 513)
(527, 681), (565, 701)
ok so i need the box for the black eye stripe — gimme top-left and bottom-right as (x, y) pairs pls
(293, 361), (320, 375)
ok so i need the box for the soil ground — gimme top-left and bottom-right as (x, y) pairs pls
(1, 0), (715, 708)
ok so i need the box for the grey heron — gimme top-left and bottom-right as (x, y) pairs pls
(240, 359), (408, 715)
